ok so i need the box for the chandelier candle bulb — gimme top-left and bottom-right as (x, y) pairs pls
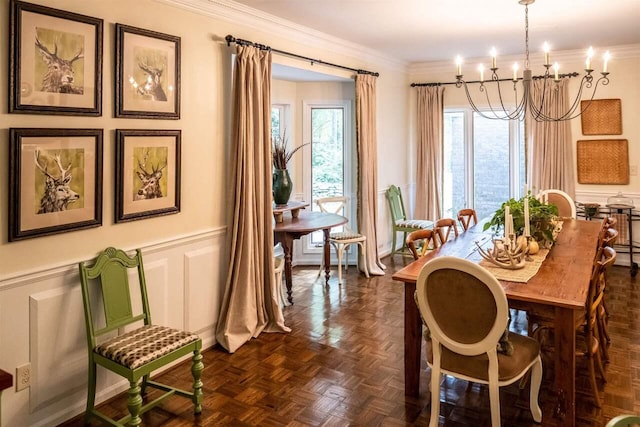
(553, 62), (559, 81)
(455, 56), (462, 76)
(586, 46), (594, 70)
(603, 51), (610, 73)
(512, 63), (519, 81)
(543, 42), (550, 66)
(490, 47), (497, 69)
(478, 64), (485, 82)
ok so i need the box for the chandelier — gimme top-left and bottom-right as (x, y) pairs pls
(454, 0), (610, 122)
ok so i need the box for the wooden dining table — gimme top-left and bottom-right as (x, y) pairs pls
(392, 218), (601, 427)
(274, 210), (347, 304)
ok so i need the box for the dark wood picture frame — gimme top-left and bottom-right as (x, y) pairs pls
(115, 129), (181, 222)
(115, 24), (181, 119)
(9, 128), (103, 241)
(9, 0), (103, 116)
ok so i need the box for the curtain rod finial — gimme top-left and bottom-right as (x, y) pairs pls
(225, 35), (235, 46)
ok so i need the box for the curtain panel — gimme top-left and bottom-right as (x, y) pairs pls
(355, 74), (385, 276)
(216, 45), (289, 353)
(415, 86), (444, 221)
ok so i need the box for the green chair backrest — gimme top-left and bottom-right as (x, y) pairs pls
(79, 247), (151, 350)
(386, 185), (407, 223)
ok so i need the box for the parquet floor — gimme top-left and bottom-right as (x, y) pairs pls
(60, 255), (639, 426)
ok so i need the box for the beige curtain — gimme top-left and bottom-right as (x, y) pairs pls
(528, 78), (575, 198)
(415, 86), (444, 220)
(216, 45), (289, 353)
(355, 74), (385, 276)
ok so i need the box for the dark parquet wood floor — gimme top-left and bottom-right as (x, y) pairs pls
(60, 254), (639, 426)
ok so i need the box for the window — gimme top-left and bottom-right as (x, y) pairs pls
(303, 101), (352, 248)
(271, 104), (286, 139)
(442, 109), (525, 220)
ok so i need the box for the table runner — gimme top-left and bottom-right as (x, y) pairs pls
(479, 248), (551, 283)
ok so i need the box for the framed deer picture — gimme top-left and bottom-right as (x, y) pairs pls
(9, 0), (103, 116)
(9, 128), (103, 241)
(115, 24), (181, 119)
(115, 129), (181, 222)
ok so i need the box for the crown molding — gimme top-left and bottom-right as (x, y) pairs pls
(408, 44), (640, 79)
(152, 0), (408, 74)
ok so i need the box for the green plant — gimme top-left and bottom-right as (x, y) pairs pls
(272, 130), (310, 170)
(483, 193), (559, 244)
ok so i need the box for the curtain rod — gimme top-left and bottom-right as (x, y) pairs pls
(225, 35), (379, 77)
(410, 72), (580, 87)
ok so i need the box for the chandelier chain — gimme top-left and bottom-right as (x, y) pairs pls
(524, 5), (530, 69)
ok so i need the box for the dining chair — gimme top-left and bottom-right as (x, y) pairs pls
(457, 208), (478, 231)
(415, 256), (543, 427)
(385, 185), (433, 256)
(537, 189), (577, 219)
(405, 229), (439, 260)
(434, 218), (459, 245)
(274, 243), (289, 307)
(78, 247), (204, 426)
(315, 196), (370, 284)
(605, 414), (640, 427)
(529, 246), (616, 408)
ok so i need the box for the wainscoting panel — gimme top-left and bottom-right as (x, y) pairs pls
(184, 246), (221, 337)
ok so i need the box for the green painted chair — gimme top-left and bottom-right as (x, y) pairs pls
(78, 247), (203, 426)
(606, 415), (640, 427)
(385, 185), (433, 256)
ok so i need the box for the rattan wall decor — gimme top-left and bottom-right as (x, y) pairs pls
(580, 99), (622, 135)
(577, 139), (629, 184)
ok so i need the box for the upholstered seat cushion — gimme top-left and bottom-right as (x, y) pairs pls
(425, 332), (540, 381)
(330, 230), (364, 240)
(395, 219), (433, 229)
(95, 325), (199, 369)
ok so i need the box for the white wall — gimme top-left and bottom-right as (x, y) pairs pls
(0, 0), (410, 424)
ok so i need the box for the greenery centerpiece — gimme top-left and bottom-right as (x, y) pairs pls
(271, 130), (310, 205)
(483, 193), (560, 246)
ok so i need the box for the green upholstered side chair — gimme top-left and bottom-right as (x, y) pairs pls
(385, 185), (433, 256)
(78, 247), (203, 426)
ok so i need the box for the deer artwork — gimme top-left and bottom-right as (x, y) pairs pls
(34, 149), (80, 214)
(35, 37), (84, 94)
(137, 61), (168, 101)
(135, 151), (167, 200)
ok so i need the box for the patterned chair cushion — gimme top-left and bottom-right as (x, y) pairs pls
(95, 325), (199, 369)
(330, 230), (363, 240)
(396, 219), (433, 229)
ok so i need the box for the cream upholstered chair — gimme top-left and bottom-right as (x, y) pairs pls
(315, 196), (369, 284)
(605, 414), (640, 427)
(538, 189), (577, 219)
(274, 243), (288, 307)
(416, 256), (543, 427)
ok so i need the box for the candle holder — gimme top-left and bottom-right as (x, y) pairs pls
(476, 234), (527, 270)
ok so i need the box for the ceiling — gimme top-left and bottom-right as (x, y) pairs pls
(231, 0), (640, 64)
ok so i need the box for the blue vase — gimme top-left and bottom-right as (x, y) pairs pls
(273, 169), (293, 205)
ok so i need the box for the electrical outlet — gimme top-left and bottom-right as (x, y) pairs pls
(16, 363), (31, 391)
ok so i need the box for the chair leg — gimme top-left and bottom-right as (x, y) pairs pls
(391, 230), (398, 256)
(529, 356), (543, 423)
(141, 374), (149, 397)
(191, 349), (204, 414)
(429, 366), (442, 427)
(85, 362), (97, 425)
(488, 379), (501, 427)
(587, 354), (602, 408)
(127, 381), (143, 426)
(337, 244), (345, 284)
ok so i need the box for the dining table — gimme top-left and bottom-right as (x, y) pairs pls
(392, 218), (601, 427)
(274, 210), (347, 304)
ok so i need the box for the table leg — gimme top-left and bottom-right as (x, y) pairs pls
(323, 228), (331, 284)
(553, 307), (577, 426)
(275, 233), (295, 305)
(404, 282), (422, 397)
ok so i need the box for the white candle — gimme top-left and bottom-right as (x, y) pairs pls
(524, 197), (530, 237)
(543, 42), (550, 66)
(455, 56), (463, 76)
(586, 46), (594, 70)
(507, 214), (514, 238)
(478, 64), (485, 82)
(504, 206), (510, 237)
(512, 63), (519, 81)
(603, 51), (610, 73)
(553, 62), (559, 81)
(490, 47), (497, 69)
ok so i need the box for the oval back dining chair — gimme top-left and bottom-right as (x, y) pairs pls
(315, 196), (370, 284)
(457, 208), (478, 231)
(605, 414), (640, 427)
(538, 189), (577, 219)
(385, 185), (433, 256)
(416, 256), (543, 427)
(78, 247), (204, 426)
